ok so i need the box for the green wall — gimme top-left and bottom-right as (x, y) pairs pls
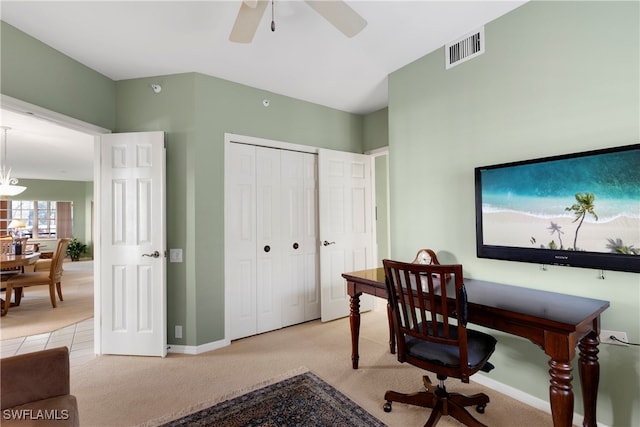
(388, 2), (639, 426)
(10, 179), (93, 254)
(1, 18), (365, 348)
(374, 155), (390, 266)
(0, 22), (115, 130)
(115, 72), (364, 346)
(3, 2), (639, 424)
(363, 107), (389, 152)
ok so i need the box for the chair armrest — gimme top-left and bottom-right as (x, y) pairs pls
(1, 347), (70, 410)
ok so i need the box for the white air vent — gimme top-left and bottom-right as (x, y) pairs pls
(445, 27), (485, 69)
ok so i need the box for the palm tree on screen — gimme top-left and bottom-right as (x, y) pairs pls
(547, 221), (565, 249)
(565, 192), (598, 250)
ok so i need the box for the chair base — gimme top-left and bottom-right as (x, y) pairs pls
(384, 375), (489, 427)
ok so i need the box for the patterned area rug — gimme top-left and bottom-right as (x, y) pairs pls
(161, 371), (385, 427)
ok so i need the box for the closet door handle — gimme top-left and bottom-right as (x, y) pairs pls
(264, 245), (271, 253)
(322, 240), (335, 247)
(293, 243), (299, 250)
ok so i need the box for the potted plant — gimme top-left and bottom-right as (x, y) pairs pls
(66, 238), (87, 261)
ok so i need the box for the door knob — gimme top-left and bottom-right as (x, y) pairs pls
(264, 245), (271, 253)
(142, 251), (160, 258)
(322, 240), (335, 247)
(293, 243), (299, 250)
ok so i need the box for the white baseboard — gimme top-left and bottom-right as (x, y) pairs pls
(167, 338), (230, 355)
(472, 373), (608, 427)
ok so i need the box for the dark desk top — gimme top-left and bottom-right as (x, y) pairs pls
(343, 267), (610, 330)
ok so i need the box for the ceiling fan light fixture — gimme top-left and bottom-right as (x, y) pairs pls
(0, 126), (27, 198)
(229, 0), (367, 43)
(271, 0), (276, 32)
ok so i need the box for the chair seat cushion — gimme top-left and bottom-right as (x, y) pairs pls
(6, 272), (50, 287)
(405, 323), (497, 371)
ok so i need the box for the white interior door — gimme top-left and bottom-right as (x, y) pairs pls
(255, 146), (283, 334)
(319, 149), (375, 322)
(100, 131), (167, 356)
(302, 152), (320, 321)
(281, 150), (320, 326)
(227, 143), (258, 340)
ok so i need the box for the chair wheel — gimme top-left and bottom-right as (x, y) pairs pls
(383, 402), (392, 412)
(476, 403), (486, 414)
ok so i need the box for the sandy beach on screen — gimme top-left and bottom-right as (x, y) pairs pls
(482, 212), (640, 252)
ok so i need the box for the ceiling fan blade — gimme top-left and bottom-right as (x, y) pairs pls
(229, 0), (269, 43)
(305, 0), (367, 38)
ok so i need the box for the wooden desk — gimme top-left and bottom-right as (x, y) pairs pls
(343, 268), (610, 427)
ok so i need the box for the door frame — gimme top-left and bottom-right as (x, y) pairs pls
(366, 146), (390, 267)
(1, 94), (111, 354)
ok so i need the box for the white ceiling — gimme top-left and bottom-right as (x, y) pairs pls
(0, 109), (95, 182)
(0, 0), (527, 182)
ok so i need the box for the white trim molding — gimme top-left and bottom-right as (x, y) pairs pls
(168, 339), (231, 355)
(1, 94), (111, 135)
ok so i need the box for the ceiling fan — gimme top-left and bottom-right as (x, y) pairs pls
(229, 0), (367, 43)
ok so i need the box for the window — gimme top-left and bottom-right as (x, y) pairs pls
(0, 200), (73, 239)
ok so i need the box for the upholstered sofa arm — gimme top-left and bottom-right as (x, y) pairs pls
(1, 347), (71, 410)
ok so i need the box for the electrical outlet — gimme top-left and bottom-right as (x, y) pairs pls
(599, 330), (628, 346)
(175, 325), (183, 339)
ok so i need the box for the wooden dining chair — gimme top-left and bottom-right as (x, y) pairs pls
(1, 238), (71, 316)
(0, 236), (13, 254)
(1, 236), (22, 281)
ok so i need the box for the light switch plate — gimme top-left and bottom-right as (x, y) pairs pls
(169, 248), (183, 263)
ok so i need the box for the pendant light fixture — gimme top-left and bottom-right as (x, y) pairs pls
(0, 126), (27, 197)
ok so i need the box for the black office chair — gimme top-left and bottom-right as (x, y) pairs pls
(382, 259), (497, 427)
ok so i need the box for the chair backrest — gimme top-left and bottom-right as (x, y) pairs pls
(49, 238), (71, 280)
(383, 259), (472, 381)
(411, 248), (441, 265)
(1, 236), (13, 255)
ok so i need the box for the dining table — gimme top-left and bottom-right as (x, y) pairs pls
(1, 252), (41, 270)
(1, 252), (40, 315)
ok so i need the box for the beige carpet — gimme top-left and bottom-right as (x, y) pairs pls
(0, 261), (94, 340)
(71, 306), (554, 427)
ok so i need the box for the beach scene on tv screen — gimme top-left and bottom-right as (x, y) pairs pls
(481, 148), (640, 255)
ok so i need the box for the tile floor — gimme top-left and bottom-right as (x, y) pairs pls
(1, 318), (97, 368)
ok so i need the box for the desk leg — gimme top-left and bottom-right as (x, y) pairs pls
(578, 331), (600, 427)
(387, 302), (396, 354)
(549, 358), (574, 427)
(349, 292), (361, 369)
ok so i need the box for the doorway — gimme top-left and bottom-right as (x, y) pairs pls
(369, 147), (390, 266)
(1, 94), (109, 353)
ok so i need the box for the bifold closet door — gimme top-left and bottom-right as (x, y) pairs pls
(227, 143), (258, 340)
(228, 143), (319, 341)
(280, 150), (320, 327)
(227, 145), (283, 337)
(255, 147), (283, 334)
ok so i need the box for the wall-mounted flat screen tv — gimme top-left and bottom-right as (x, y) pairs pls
(475, 144), (640, 273)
